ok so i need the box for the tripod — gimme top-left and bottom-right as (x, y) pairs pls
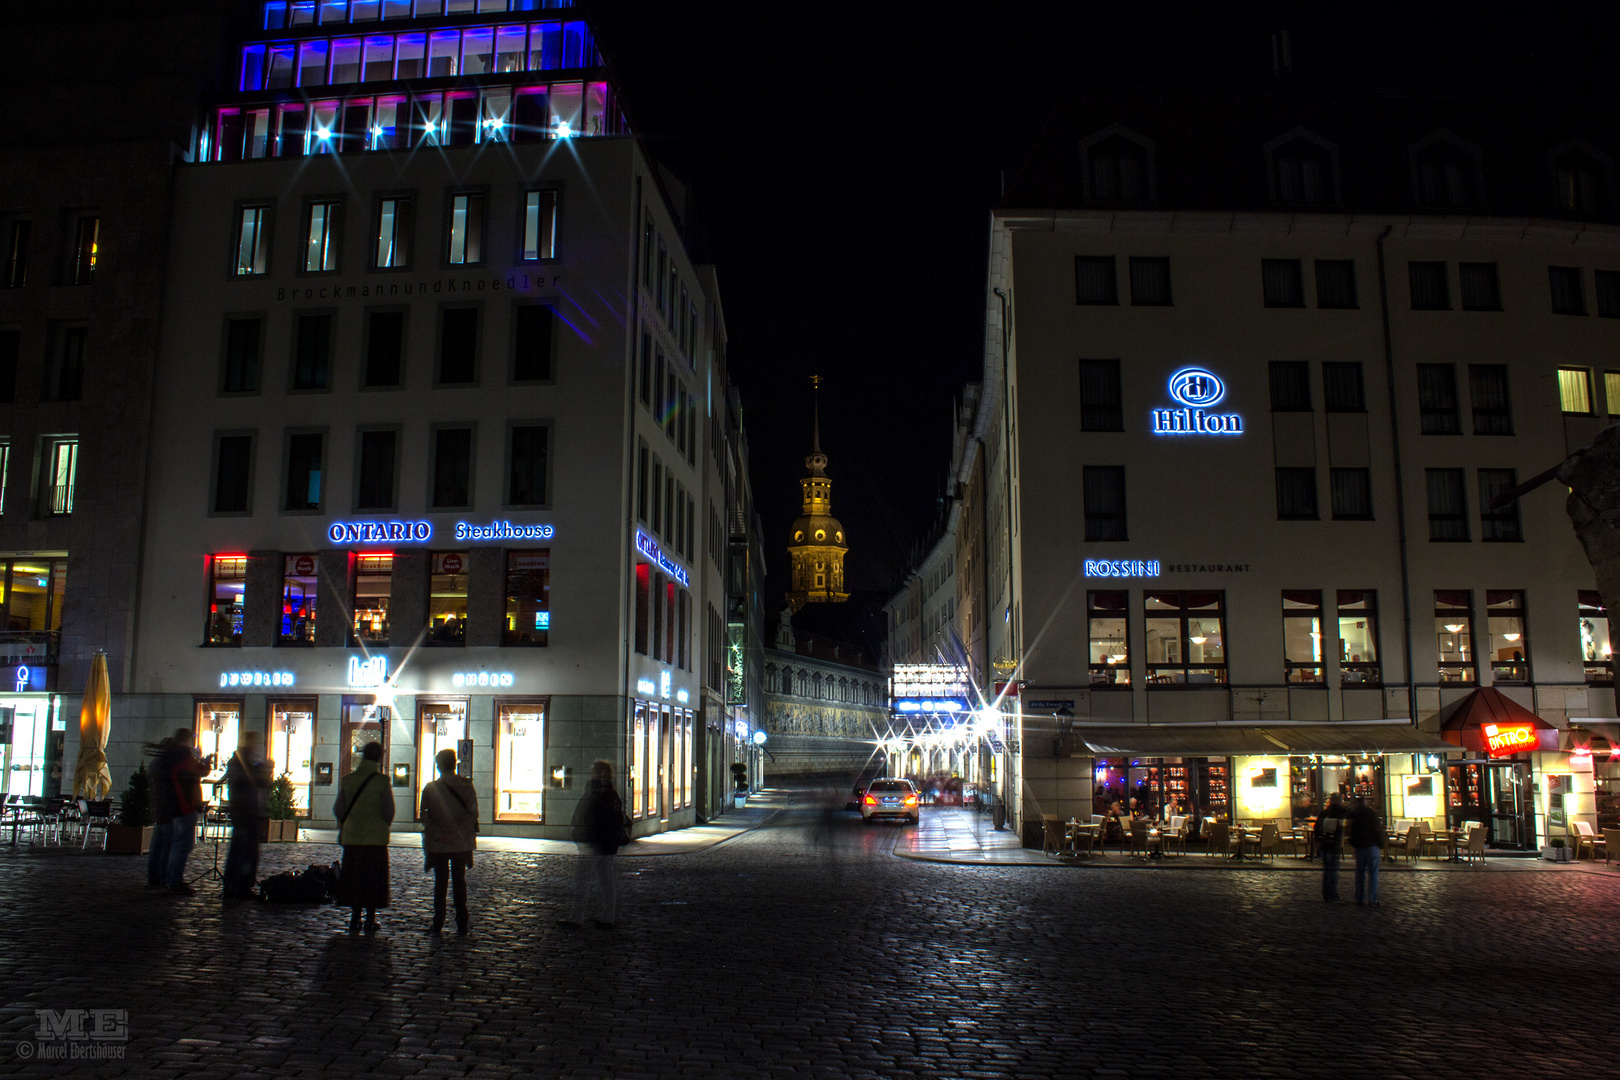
(191, 815), (226, 884)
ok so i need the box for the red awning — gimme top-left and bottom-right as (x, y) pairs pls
(1436, 687), (1559, 754)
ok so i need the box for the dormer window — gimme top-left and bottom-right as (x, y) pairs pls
(1552, 144), (1608, 217)
(1081, 127), (1155, 204)
(1411, 133), (1483, 210)
(1266, 130), (1338, 207)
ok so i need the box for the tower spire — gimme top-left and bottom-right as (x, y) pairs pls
(810, 374), (822, 455)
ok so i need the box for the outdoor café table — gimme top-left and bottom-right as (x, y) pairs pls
(1145, 827), (1165, 859)
(1069, 819), (1099, 855)
(1431, 829), (1464, 863)
(1230, 825), (1259, 860)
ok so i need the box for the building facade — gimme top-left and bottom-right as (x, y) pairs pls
(987, 79), (1620, 847)
(49, 0), (752, 840)
(762, 611), (885, 778)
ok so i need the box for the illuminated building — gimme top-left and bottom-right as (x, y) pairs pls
(786, 378), (849, 612)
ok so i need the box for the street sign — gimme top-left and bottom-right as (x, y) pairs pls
(1026, 699), (1074, 711)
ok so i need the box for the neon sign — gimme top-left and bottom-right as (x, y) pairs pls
(1152, 367), (1243, 435)
(218, 670), (296, 689)
(1084, 559), (1160, 578)
(13, 665), (48, 692)
(330, 519), (431, 544)
(636, 677), (657, 696)
(455, 520), (555, 541)
(348, 655), (388, 688)
(635, 529), (690, 587)
(452, 672), (515, 688)
(1483, 722), (1539, 758)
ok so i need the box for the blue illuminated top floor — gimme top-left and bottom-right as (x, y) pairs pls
(263, 1), (572, 31)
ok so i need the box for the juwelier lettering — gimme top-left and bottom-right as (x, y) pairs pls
(276, 273), (560, 302)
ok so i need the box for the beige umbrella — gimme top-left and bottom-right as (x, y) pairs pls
(73, 651), (112, 799)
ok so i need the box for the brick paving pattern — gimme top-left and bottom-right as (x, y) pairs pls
(2, 788), (1617, 1079)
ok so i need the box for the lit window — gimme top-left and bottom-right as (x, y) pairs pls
(374, 197), (410, 268)
(503, 550), (550, 645)
(496, 703), (547, 821)
(0, 442), (8, 514)
(330, 37), (361, 83)
(522, 190), (557, 260)
(1337, 591), (1381, 686)
(429, 551), (469, 644)
(268, 704), (314, 813)
(1487, 591), (1529, 683)
(1282, 591), (1324, 684)
(194, 703), (241, 787)
(1558, 367), (1593, 414)
(303, 201), (340, 272)
(44, 438), (77, 517)
(1606, 370), (1620, 415)
(447, 193), (483, 264)
(298, 39), (329, 87)
(1087, 590), (1129, 686)
(206, 555), (248, 646)
(280, 554), (318, 644)
(234, 206), (270, 275)
(352, 554), (392, 645)
(1578, 591), (1612, 685)
(72, 217), (99, 285)
(1144, 591), (1227, 684)
(1434, 590), (1476, 684)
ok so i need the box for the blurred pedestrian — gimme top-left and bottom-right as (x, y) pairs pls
(1348, 795), (1385, 907)
(560, 760), (627, 930)
(420, 748), (478, 934)
(145, 732), (179, 888)
(222, 731), (271, 902)
(335, 741), (394, 934)
(1314, 793), (1347, 902)
(154, 729), (208, 896)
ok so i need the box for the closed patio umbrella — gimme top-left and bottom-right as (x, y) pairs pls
(73, 651), (112, 799)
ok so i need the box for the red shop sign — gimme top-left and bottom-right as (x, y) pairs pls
(293, 555), (316, 576)
(440, 554), (463, 573)
(1483, 722), (1538, 758)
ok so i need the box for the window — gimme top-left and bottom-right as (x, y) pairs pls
(1314, 260), (1357, 308)
(302, 201), (340, 272)
(430, 426), (473, 507)
(1087, 135), (1150, 201)
(1338, 591), (1381, 685)
(287, 313), (332, 390)
(42, 438), (77, 517)
(46, 323), (86, 401)
(234, 205), (270, 275)
(1282, 591), (1324, 684)
(1486, 591), (1529, 683)
(1549, 266), (1586, 315)
(1261, 259), (1305, 307)
(1578, 591), (1612, 685)
(373, 197), (411, 268)
(634, 563), (650, 654)
(1272, 139), (1334, 205)
(1596, 270), (1620, 318)
(1554, 149), (1604, 215)
(1075, 359), (1124, 433)
(428, 550), (468, 644)
(71, 217), (99, 285)
(284, 432), (324, 511)
(1558, 367), (1593, 414)
(447, 193), (484, 264)
(1087, 591), (1129, 686)
(1074, 256), (1117, 305)
(352, 554), (391, 644)
(1322, 362), (1364, 412)
(507, 424), (548, 506)
(1082, 465), (1126, 541)
(205, 555), (247, 646)
(1143, 591), (1226, 684)
(1128, 257), (1172, 305)
(512, 304), (553, 381)
(0, 329), (14, 403)
(636, 442), (649, 521)
(1459, 262), (1501, 311)
(1417, 363), (1460, 434)
(1462, 364), (1512, 435)
(1435, 590), (1476, 684)
(496, 701), (547, 821)
(1274, 467), (1318, 520)
(638, 332), (652, 407)
(438, 306), (478, 384)
(222, 317), (262, 393)
(1329, 468), (1373, 520)
(1607, 371), (1620, 416)
(1478, 468), (1522, 542)
(1414, 140), (1479, 208)
(355, 429), (397, 509)
(1426, 468), (1468, 542)
(363, 310), (404, 387)
(0, 442), (7, 512)
(521, 189), (557, 261)
(1408, 262), (1450, 310)
(1268, 361), (1311, 411)
(5, 220), (29, 288)
(212, 434), (254, 514)
(279, 554), (318, 645)
(503, 550), (550, 645)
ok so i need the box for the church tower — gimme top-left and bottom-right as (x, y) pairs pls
(786, 377), (849, 612)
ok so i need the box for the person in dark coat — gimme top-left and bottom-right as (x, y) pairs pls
(146, 733), (180, 888)
(334, 741), (395, 934)
(155, 730), (208, 896)
(1314, 793), (1348, 902)
(222, 731), (272, 902)
(560, 760), (626, 929)
(1348, 795), (1385, 907)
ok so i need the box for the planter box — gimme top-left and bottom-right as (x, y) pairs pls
(256, 819), (300, 842)
(733, 793), (747, 808)
(105, 824), (153, 855)
(1541, 845), (1573, 862)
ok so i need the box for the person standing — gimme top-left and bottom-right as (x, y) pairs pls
(560, 760), (627, 930)
(146, 733), (179, 889)
(156, 730), (208, 896)
(1313, 793), (1348, 903)
(1348, 795), (1385, 907)
(335, 741), (395, 934)
(222, 731), (271, 902)
(420, 748), (478, 934)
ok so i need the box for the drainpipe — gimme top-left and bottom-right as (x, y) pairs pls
(1374, 224), (1416, 719)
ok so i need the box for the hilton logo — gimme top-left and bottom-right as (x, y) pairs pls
(1153, 367), (1244, 435)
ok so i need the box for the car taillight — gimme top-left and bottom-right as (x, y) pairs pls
(864, 795), (877, 805)
(905, 796), (918, 805)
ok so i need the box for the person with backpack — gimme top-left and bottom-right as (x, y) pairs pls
(334, 741), (394, 934)
(420, 748), (479, 934)
(559, 759), (628, 930)
(222, 731), (272, 903)
(1348, 795), (1385, 907)
(1314, 792), (1348, 903)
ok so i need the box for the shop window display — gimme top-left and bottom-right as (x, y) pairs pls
(205, 556), (247, 646)
(417, 701), (467, 818)
(194, 701), (242, 787)
(280, 554), (318, 645)
(429, 551), (468, 644)
(496, 702), (546, 820)
(352, 554), (392, 645)
(268, 703), (315, 811)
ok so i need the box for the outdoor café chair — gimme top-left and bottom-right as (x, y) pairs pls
(1041, 815), (1065, 856)
(1599, 829), (1616, 864)
(1204, 821), (1230, 857)
(1242, 821), (1279, 862)
(78, 799), (112, 851)
(1397, 825), (1424, 865)
(1461, 826), (1488, 867)
(1571, 821), (1602, 860)
(1126, 819), (1149, 858)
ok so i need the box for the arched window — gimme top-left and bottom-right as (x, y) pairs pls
(1080, 126), (1155, 203)
(1411, 133), (1483, 210)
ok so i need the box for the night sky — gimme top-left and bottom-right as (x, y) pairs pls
(586, 2), (1602, 617)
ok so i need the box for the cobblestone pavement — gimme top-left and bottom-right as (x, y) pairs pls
(3, 784), (1618, 1079)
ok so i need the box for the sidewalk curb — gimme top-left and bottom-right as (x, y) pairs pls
(623, 805), (784, 857)
(894, 849), (1620, 875)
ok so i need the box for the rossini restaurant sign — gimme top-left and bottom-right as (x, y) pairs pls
(1152, 368), (1243, 435)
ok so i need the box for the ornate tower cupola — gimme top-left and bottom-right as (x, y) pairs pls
(786, 376), (849, 612)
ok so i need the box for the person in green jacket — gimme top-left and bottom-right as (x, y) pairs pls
(334, 741), (395, 934)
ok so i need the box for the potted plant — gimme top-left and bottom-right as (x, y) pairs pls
(1543, 837), (1572, 862)
(105, 769), (154, 854)
(264, 773), (300, 842)
(731, 763), (749, 808)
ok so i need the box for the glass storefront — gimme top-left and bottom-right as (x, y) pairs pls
(429, 551), (469, 644)
(194, 700), (243, 800)
(416, 700), (467, 817)
(280, 554), (318, 644)
(1288, 756), (1385, 821)
(496, 700), (546, 821)
(629, 701), (646, 818)
(268, 700), (315, 811)
(339, 698), (387, 775)
(1, 696), (61, 797)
